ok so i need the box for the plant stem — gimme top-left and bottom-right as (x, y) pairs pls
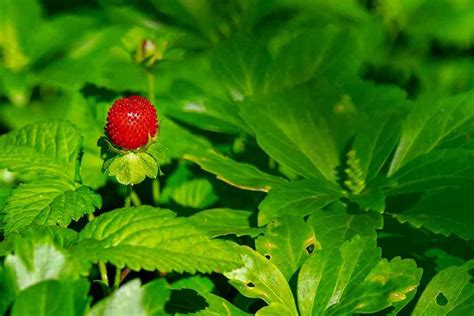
(124, 186), (132, 207)
(130, 189), (142, 206)
(152, 179), (160, 205)
(146, 70), (155, 104)
(99, 261), (109, 286)
(120, 268), (130, 283)
(113, 267), (121, 289)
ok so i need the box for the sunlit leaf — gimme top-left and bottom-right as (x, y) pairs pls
(258, 179), (343, 225)
(75, 206), (241, 274)
(185, 150), (287, 192)
(413, 260), (474, 315)
(225, 246), (298, 316)
(256, 216), (316, 280)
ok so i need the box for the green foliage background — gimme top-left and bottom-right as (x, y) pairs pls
(0, 0), (473, 315)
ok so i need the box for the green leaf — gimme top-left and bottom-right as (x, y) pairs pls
(270, 26), (360, 89)
(225, 246), (298, 316)
(424, 249), (465, 273)
(298, 236), (378, 316)
(387, 149), (474, 195)
(0, 92), (107, 187)
(0, 0), (41, 71)
(413, 260), (474, 316)
(352, 114), (401, 182)
(211, 25), (360, 95)
(256, 216), (316, 280)
(0, 187), (12, 211)
(307, 202), (383, 249)
(148, 118), (212, 163)
(212, 34), (271, 98)
(1, 120), (82, 168)
(0, 225), (79, 257)
(4, 229), (82, 291)
(171, 178), (218, 209)
(0, 266), (15, 315)
(377, 0), (474, 46)
(0, 0), (97, 77)
(142, 279), (172, 316)
(3, 179), (101, 233)
(107, 152), (158, 186)
(161, 81), (249, 134)
(75, 206), (241, 274)
(191, 293), (251, 316)
(0, 121), (83, 180)
(6, 243), (68, 290)
(330, 257), (422, 315)
(240, 88), (340, 181)
(0, 146), (68, 180)
(350, 184), (386, 213)
(418, 58), (474, 97)
(171, 275), (214, 293)
(148, 0), (222, 43)
(0, 121), (101, 233)
(11, 280), (89, 316)
(189, 208), (262, 238)
(394, 187), (474, 240)
(327, 79), (410, 155)
(389, 92), (474, 175)
(258, 179), (343, 225)
(50, 186), (101, 223)
(297, 236), (421, 315)
(89, 279), (170, 316)
(172, 276), (250, 316)
(89, 279), (144, 316)
(184, 150), (287, 192)
(159, 162), (193, 203)
(31, 15), (98, 62)
(34, 25), (146, 92)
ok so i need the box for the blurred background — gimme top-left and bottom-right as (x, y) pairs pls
(1, 0), (473, 216)
(2, 0), (473, 127)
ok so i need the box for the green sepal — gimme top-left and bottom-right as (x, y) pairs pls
(97, 136), (162, 186)
(121, 27), (183, 69)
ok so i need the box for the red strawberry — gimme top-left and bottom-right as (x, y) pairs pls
(106, 96), (158, 150)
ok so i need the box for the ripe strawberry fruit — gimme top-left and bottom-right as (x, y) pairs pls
(106, 96), (158, 150)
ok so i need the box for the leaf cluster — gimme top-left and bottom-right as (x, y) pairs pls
(0, 0), (473, 315)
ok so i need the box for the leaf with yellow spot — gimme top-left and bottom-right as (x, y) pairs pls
(297, 236), (422, 315)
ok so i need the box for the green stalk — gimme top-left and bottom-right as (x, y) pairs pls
(152, 178), (160, 205)
(99, 261), (109, 286)
(130, 189), (142, 206)
(124, 186), (132, 207)
(113, 267), (121, 290)
(146, 70), (156, 104)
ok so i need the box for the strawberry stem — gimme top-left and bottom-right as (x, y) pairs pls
(130, 189), (142, 206)
(124, 186), (132, 207)
(152, 178), (160, 205)
(146, 70), (155, 104)
(124, 186), (141, 207)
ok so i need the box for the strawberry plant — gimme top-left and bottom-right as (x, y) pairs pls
(0, 0), (473, 315)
